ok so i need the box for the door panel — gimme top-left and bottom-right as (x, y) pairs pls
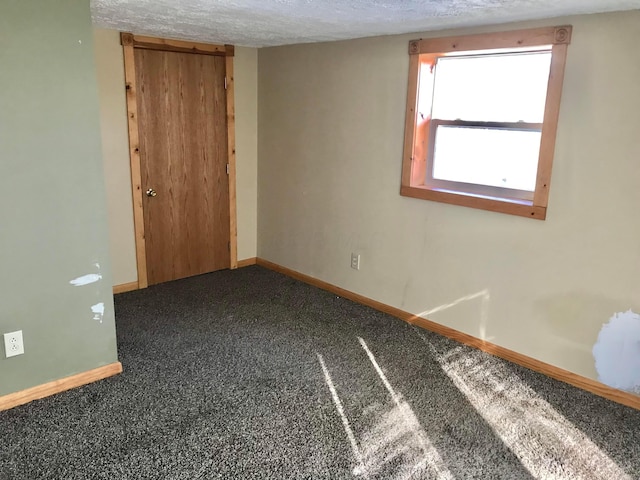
(135, 49), (230, 285)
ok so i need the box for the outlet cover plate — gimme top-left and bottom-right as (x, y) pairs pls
(4, 330), (24, 358)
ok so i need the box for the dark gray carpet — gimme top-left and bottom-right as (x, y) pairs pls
(1, 266), (639, 480)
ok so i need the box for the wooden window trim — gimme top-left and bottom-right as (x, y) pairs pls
(401, 26), (571, 220)
(120, 33), (238, 289)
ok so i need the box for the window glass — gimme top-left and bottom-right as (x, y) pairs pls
(431, 125), (542, 192)
(430, 52), (552, 123)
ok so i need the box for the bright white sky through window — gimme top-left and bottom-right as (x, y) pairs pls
(429, 51), (553, 192)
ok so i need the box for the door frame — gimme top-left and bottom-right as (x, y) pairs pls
(120, 33), (238, 289)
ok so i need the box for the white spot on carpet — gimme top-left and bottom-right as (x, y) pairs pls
(593, 310), (640, 394)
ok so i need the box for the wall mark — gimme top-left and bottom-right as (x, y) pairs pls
(593, 310), (640, 394)
(91, 302), (105, 323)
(69, 273), (102, 286)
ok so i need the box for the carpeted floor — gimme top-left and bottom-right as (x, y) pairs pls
(1, 266), (640, 479)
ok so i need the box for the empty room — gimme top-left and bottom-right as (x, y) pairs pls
(2, 0), (640, 478)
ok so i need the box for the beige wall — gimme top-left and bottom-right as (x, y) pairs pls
(94, 30), (259, 286)
(234, 47), (259, 260)
(94, 29), (137, 286)
(257, 11), (640, 384)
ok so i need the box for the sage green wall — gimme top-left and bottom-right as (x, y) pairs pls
(258, 11), (640, 386)
(0, 0), (118, 395)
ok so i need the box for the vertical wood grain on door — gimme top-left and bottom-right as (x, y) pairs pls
(135, 49), (230, 285)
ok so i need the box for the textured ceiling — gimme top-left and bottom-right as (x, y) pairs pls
(91, 0), (640, 47)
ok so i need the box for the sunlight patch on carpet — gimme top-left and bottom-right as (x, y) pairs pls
(318, 341), (454, 480)
(357, 338), (455, 480)
(417, 330), (631, 480)
(317, 353), (367, 477)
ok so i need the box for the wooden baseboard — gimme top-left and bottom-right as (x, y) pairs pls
(256, 258), (640, 411)
(113, 281), (139, 294)
(237, 257), (257, 268)
(0, 362), (123, 411)
(113, 261), (257, 292)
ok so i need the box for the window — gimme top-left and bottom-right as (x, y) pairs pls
(401, 26), (572, 219)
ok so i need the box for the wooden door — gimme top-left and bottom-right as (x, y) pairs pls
(135, 49), (230, 285)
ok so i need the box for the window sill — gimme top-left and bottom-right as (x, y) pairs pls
(400, 185), (547, 220)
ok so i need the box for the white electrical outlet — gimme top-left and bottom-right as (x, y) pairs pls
(4, 330), (24, 358)
(351, 253), (361, 270)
